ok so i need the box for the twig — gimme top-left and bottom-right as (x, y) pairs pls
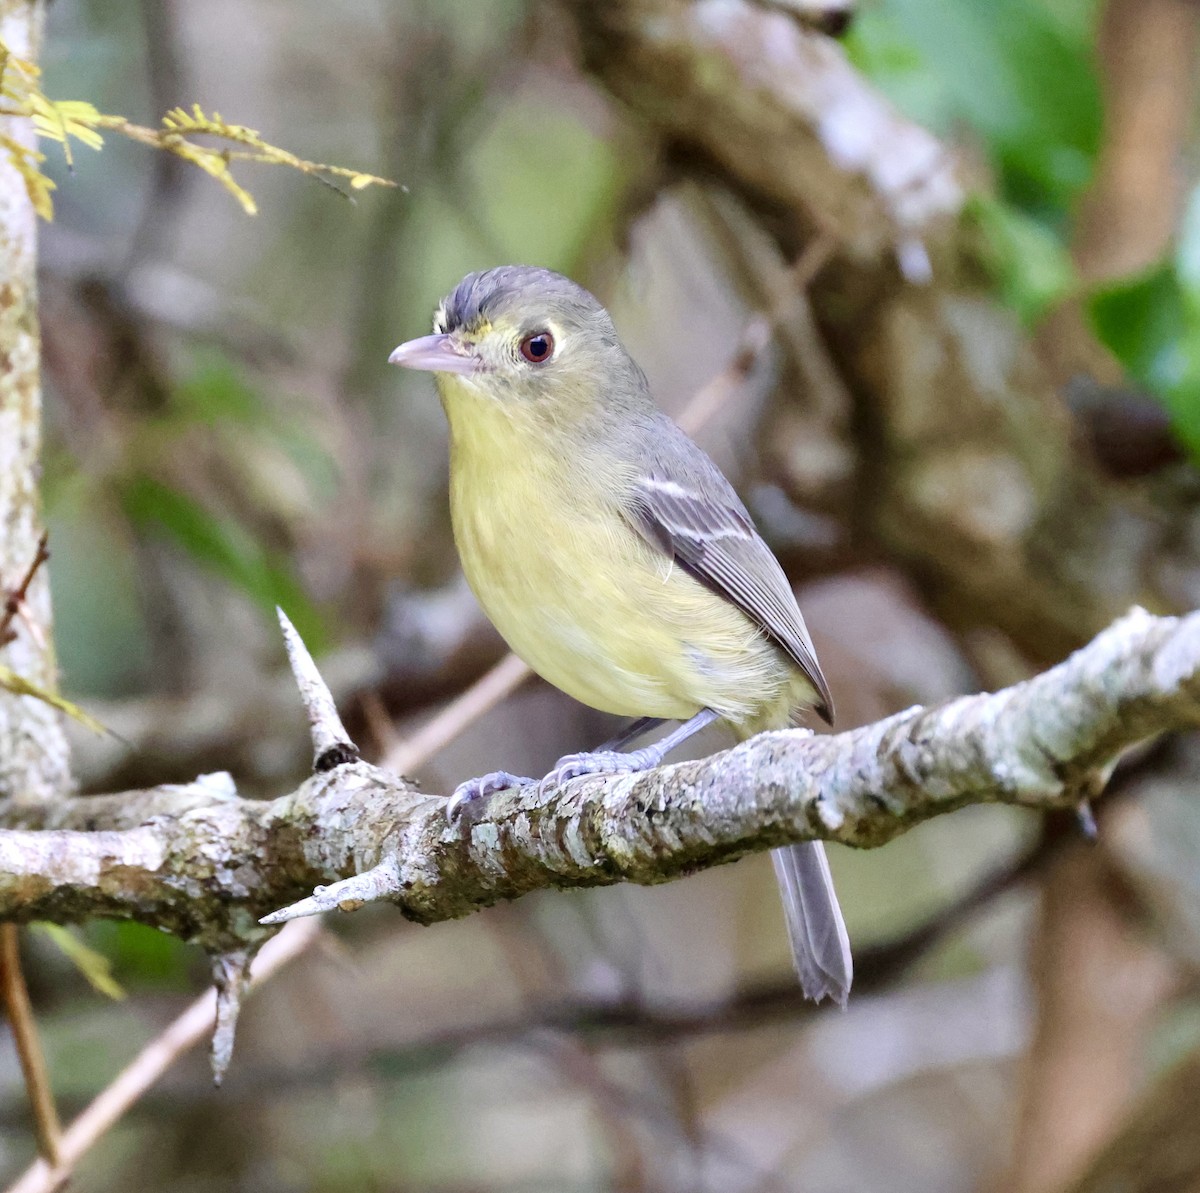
(0, 926), (60, 1165)
(382, 651), (532, 774)
(5, 918), (320, 1193)
(0, 534), (49, 648)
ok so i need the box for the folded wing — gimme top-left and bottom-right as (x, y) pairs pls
(623, 420), (833, 722)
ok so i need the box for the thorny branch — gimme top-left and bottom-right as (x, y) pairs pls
(0, 605), (1196, 1074)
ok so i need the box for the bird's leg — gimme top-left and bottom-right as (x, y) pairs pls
(446, 710), (662, 816)
(595, 715), (666, 753)
(448, 713), (710, 819)
(542, 708), (719, 791)
(444, 718), (663, 821)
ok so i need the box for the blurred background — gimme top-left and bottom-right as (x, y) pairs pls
(5, 0), (1200, 1189)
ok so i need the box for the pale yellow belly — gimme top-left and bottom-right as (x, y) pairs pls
(450, 464), (801, 729)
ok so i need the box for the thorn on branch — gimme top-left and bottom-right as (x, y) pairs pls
(259, 857), (403, 926)
(276, 607), (360, 773)
(1076, 799), (1099, 843)
(210, 947), (255, 1086)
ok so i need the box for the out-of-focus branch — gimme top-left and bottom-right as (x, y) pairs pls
(0, 925), (60, 1165)
(6, 918), (320, 1193)
(1007, 841), (1178, 1193)
(568, 0), (960, 271)
(1040, 0), (1200, 426)
(1074, 0), (1200, 284)
(381, 650), (530, 775)
(1063, 1045), (1200, 1193)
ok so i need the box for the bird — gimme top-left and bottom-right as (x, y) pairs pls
(389, 265), (852, 1006)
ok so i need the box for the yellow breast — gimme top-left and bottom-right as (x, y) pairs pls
(440, 380), (801, 728)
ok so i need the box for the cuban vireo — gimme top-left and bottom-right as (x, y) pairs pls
(389, 265), (852, 1006)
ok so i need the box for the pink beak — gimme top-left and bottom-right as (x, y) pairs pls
(387, 333), (483, 376)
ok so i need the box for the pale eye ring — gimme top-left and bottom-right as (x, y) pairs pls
(519, 331), (555, 364)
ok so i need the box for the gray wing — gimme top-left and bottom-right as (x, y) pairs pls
(624, 420), (834, 722)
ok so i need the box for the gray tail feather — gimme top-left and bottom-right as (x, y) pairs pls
(771, 842), (853, 1007)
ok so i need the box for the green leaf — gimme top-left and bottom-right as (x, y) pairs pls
(120, 475), (328, 650)
(85, 920), (195, 988)
(1089, 264), (1200, 459)
(969, 194), (1075, 322)
(172, 352), (266, 426)
(848, 0), (1102, 212)
(1090, 266), (1185, 389)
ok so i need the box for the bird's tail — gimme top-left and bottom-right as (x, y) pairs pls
(771, 842), (853, 1007)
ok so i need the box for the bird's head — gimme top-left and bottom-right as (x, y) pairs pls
(388, 265), (648, 419)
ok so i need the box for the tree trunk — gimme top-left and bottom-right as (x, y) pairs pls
(0, 0), (72, 809)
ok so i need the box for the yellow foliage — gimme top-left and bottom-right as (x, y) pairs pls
(33, 924), (126, 1000)
(0, 663), (107, 735)
(0, 130), (54, 218)
(1, 42), (397, 218)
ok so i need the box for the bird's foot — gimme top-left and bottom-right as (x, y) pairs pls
(446, 770), (534, 821)
(539, 745), (665, 794)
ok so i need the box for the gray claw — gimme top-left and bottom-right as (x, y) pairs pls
(446, 770), (533, 821)
(538, 746), (663, 795)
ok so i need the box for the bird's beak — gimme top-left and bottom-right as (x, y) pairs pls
(387, 333), (483, 376)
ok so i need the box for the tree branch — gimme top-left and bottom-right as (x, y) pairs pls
(0, 0), (72, 810)
(0, 606), (1192, 945)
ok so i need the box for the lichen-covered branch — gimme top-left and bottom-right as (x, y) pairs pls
(0, 607), (1195, 952)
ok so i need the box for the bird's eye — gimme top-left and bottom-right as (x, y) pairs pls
(519, 331), (554, 364)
